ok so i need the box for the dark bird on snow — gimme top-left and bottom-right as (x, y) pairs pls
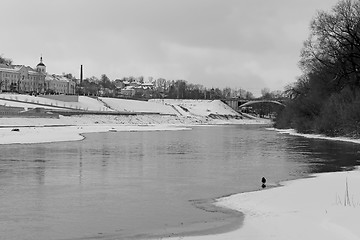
(261, 177), (266, 184)
(261, 177), (267, 188)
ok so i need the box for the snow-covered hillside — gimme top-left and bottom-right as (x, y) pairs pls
(98, 97), (177, 114)
(0, 94), (269, 126)
(0, 94), (241, 117)
(149, 99), (240, 117)
(0, 93), (112, 111)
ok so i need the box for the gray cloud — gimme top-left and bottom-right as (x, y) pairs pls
(1, 0), (339, 95)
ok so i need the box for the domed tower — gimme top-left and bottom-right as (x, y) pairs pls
(36, 56), (46, 73)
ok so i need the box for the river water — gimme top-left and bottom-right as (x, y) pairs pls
(0, 125), (359, 239)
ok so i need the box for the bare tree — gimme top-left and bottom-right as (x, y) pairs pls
(0, 54), (12, 65)
(300, 0), (360, 90)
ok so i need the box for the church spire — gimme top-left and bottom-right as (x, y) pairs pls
(36, 55), (46, 73)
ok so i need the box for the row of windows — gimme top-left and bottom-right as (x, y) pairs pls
(2, 80), (71, 88)
(1, 76), (74, 90)
(2, 73), (18, 79)
(1, 81), (37, 86)
(1, 73), (44, 80)
(3, 76), (35, 80)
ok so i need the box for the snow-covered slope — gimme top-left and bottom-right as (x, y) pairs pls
(0, 94), (269, 126)
(149, 99), (241, 117)
(0, 93), (112, 111)
(98, 97), (177, 114)
(0, 94), (242, 118)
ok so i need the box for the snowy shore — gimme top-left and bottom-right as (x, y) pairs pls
(0, 94), (270, 144)
(275, 128), (360, 145)
(164, 168), (360, 240)
(0, 124), (193, 145)
(163, 130), (360, 240)
(0, 114), (270, 145)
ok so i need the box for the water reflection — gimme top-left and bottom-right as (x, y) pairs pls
(284, 136), (360, 173)
(78, 146), (83, 184)
(0, 125), (359, 239)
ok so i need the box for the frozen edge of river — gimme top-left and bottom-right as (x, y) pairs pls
(0, 124), (194, 145)
(161, 128), (360, 240)
(0, 116), (271, 145)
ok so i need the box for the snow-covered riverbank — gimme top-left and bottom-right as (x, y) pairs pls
(164, 168), (360, 240)
(162, 129), (360, 240)
(0, 94), (270, 144)
(0, 124), (193, 145)
(0, 113), (269, 145)
(274, 128), (360, 145)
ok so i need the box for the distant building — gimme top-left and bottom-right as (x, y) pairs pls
(114, 79), (155, 98)
(0, 57), (75, 95)
(120, 86), (136, 97)
(45, 74), (76, 95)
(0, 60), (45, 93)
(141, 82), (154, 90)
(114, 79), (126, 89)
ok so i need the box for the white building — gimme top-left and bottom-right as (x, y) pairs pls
(0, 57), (75, 95)
(0, 61), (45, 93)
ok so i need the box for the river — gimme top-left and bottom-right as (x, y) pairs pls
(0, 125), (359, 239)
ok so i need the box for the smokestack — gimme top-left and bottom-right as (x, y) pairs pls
(80, 65), (83, 84)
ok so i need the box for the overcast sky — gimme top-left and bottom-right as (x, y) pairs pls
(1, 0), (339, 96)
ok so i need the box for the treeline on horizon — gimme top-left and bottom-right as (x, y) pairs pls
(275, 0), (360, 138)
(1, 54), (282, 100)
(1, 54), (258, 99)
(77, 74), (257, 100)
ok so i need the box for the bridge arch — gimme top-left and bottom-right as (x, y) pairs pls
(239, 100), (285, 108)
